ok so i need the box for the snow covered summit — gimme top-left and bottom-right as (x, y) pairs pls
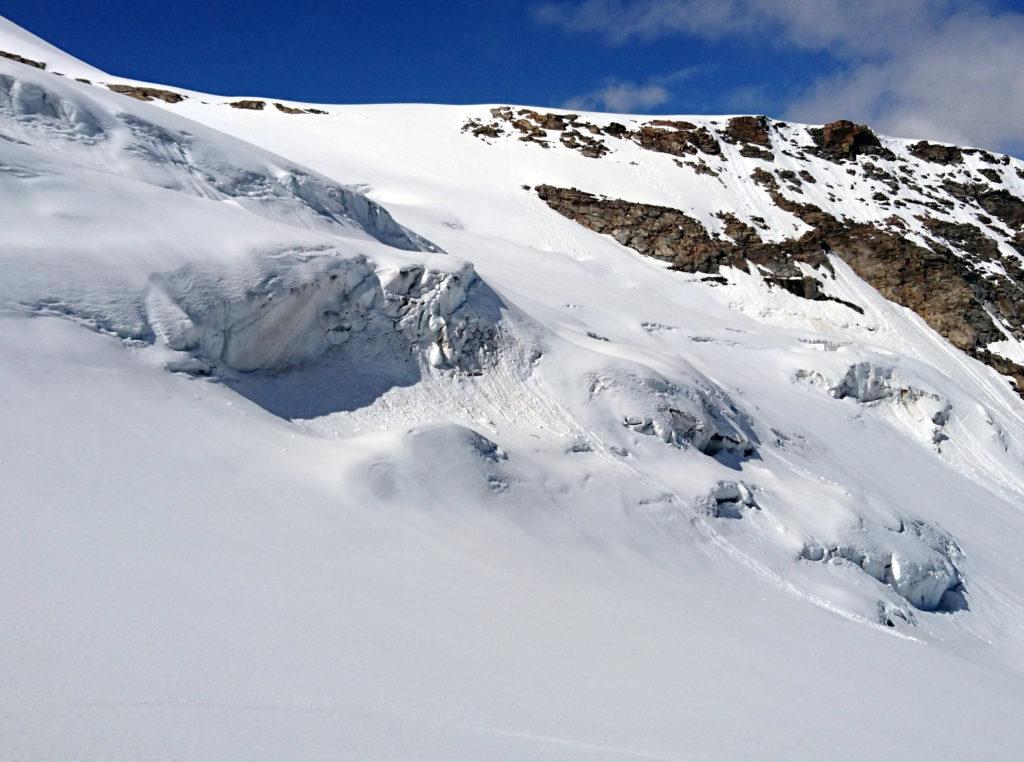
(3, 16), (1024, 760)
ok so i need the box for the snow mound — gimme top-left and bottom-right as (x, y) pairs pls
(698, 481), (759, 519)
(590, 369), (758, 458)
(798, 361), (951, 444)
(801, 517), (964, 612)
(351, 423), (515, 506)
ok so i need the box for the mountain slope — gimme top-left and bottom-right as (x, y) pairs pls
(2, 18), (1024, 760)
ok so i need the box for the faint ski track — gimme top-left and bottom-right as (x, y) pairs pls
(60, 700), (685, 760)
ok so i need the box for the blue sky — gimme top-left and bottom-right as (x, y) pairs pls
(5, 1), (1024, 154)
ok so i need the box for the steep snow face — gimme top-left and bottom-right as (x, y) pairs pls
(4, 17), (1024, 761)
(0, 67), (434, 254)
(149, 253), (494, 373)
(0, 59), (466, 377)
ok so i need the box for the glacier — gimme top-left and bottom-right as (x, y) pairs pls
(2, 15), (1024, 760)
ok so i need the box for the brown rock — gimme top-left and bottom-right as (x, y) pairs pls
(534, 178), (1024, 396)
(723, 116), (771, 146)
(0, 50), (45, 69)
(107, 84), (185, 103)
(634, 122), (720, 157)
(909, 141), (962, 165)
(739, 144), (774, 161)
(978, 168), (1002, 184)
(808, 120), (891, 161)
(229, 99), (265, 110)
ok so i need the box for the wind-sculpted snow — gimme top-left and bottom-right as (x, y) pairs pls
(590, 369), (758, 459)
(798, 362), (952, 446)
(117, 112), (437, 251)
(147, 251), (496, 373)
(698, 481), (758, 519)
(800, 517), (964, 612)
(0, 73), (102, 139)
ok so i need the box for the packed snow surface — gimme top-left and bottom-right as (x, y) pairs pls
(3, 18), (1024, 760)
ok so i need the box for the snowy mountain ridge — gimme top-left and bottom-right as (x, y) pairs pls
(3, 17), (1024, 760)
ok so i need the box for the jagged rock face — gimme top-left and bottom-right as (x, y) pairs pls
(808, 120), (890, 161)
(107, 84), (185, 103)
(977, 189), (1024, 231)
(745, 170), (1024, 373)
(225, 99), (326, 115)
(909, 140), (963, 165)
(535, 184), (837, 298)
(535, 178), (1024, 395)
(723, 115), (771, 146)
(462, 107), (610, 157)
(462, 106), (1024, 395)
(535, 185), (736, 272)
(636, 120), (721, 156)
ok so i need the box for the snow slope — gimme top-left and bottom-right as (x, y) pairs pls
(3, 18), (1024, 760)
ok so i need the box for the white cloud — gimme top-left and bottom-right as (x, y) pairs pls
(564, 78), (669, 112)
(534, 0), (1024, 154)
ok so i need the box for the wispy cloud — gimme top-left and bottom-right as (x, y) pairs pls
(562, 68), (700, 113)
(534, 0), (1024, 154)
(564, 79), (670, 112)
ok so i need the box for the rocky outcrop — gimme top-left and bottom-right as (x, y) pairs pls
(464, 108), (725, 160)
(535, 180), (1024, 396)
(808, 120), (893, 162)
(635, 120), (721, 157)
(464, 107), (611, 157)
(230, 99), (265, 110)
(107, 84), (185, 103)
(920, 217), (1001, 261)
(978, 168), (1003, 184)
(270, 102), (325, 115)
(977, 189), (1024, 231)
(0, 50), (45, 69)
(909, 140), (963, 165)
(464, 106), (1024, 396)
(723, 115), (771, 146)
(536, 185), (738, 271)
